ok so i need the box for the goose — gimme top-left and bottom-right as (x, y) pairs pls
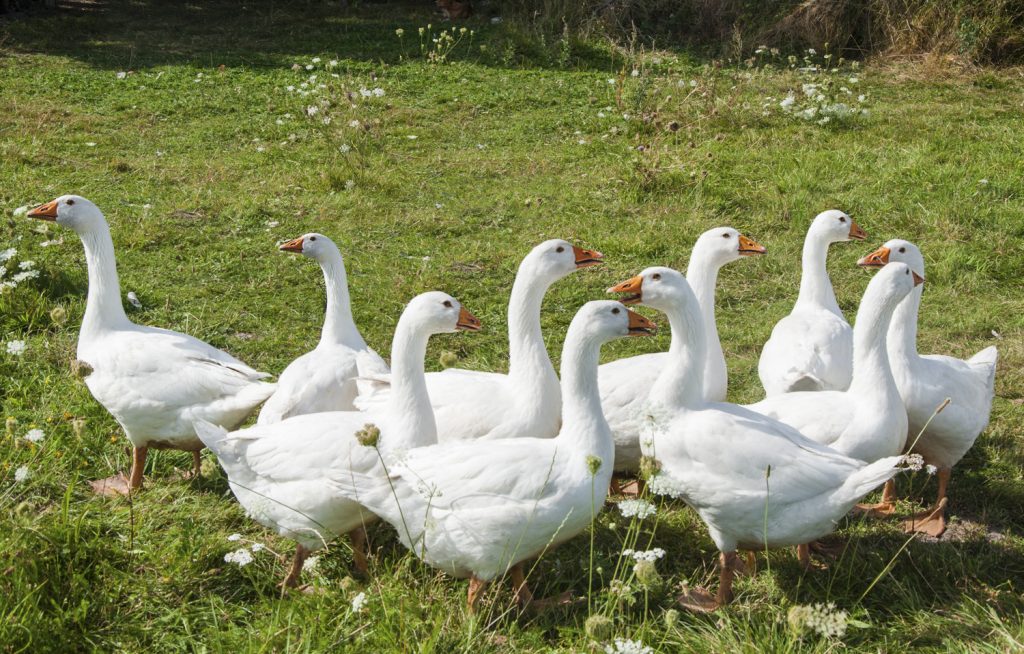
(355, 239), (603, 442)
(747, 262), (921, 463)
(194, 292), (481, 587)
(257, 233), (388, 424)
(859, 240), (998, 536)
(758, 210), (866, 396)
(27, 196), (276, 495)
(608, 267), (908, 611)
(330, 301), (655, 611)
(598, 227), (766, 473)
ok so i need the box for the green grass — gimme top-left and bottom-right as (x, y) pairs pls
(2, 2), (1023, 652)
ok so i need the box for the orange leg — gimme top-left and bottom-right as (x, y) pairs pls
(349, 526), (369, 576)
(510, 563), (534, 608)
(796, 543), (811, 570)
(129, 446), (148, 490)
(280, 544), (309, 592)
(903, 467), (951, 537)
(467, 576), (488, 613)
(678, 551), (739, 612)
(91, 445), (145, 496)
(855, 479), (897, 516)
(191, 451), (202, 479)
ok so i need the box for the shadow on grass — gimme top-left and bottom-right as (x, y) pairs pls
(0, 0), (623, 72)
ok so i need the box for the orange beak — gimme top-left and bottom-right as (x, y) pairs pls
(738, 234), (767, 256)
(848, 220), (867, 241)
(626, 309), (656, 336)
(27, 199), (59, 221)
(573, 245), (604, 269)
(607, 275), (643, 305)
(857, 245), (890, 268)
(279, 236), (304, 253)
(912, 271), (925, 287)
(456, 306), (482, 331)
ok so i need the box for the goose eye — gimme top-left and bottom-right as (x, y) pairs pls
(722, 232), (730, 238)
(556, 246), (565, 253)
(309, 236), (317, 242)
(66, 199), (75, 206)
(443, 300), (453, 308)
(839, 216), (846, 223)
(611, 307), (620, 314)
(652, 273), (661, 280)
(899, 247), (906, 253)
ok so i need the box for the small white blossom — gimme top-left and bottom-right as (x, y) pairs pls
(0, 248), (16, 262)
(339, 144), (351, 153)
(311, 57), (321, 64)
(227, 533), (242, 541)
(12, 270), (38, 283)
(85, 142), (97, 147)
(407, 134), (417, 139)
(617, 498), (656, 519)
(904, 453), (925, 471)
(351, 591), (367, 612)
(14, 466), (29, 482)
(349, 119), (360, 128)
(12, 206), (28, 217)
(24, 428), (44, 443)
(345, 180), (356, 190)
(622, 548), (665, 562)
(305, 64), (314, 71)
(604, 638), (653, 654)
(780, 94), (796, 110)
(788, 602), (849, 639)
(306, 105), (319, 117)
(328, 60), (338, 67)
(6, 340), (26, 356)
(630, 69), (639, 77)
(224, 548), (254, 566)
(979, 178), (989, 185)
(849, 77), (859, 83)
(372, 87), (385, 97)
(285, 85), (295, 92)
(250, 543), (265, 552)
(858, 94), (866, 102)
(926, 464), (938, 475)
(359, 87), (372, 97)
(116, 71), (127, 80)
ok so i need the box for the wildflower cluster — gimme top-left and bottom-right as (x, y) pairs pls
(404, 24), (474, 64)
(904, 453), (925, 471)
(616, 498), (656, 520)
(1, 248), (40, 293)
(787, 602), (850, 639)
(223, 534), (269, 567)
(763, 48), (869, 125)
(646, 472), (687, 499)
(604, 638), (653, 654)
(622, 548), (665, 562)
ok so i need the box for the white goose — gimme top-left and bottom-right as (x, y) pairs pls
(28, 196), (276, 495)
(330, 301), (655, 611)
(758, 210), (866, 396)
(194, 292), (481, 587)
(598, 227), (765, 473)
(355, 239), (603, 442)
(257, 233), (388, 424)
(609, 267), (907, 611)
(859, 240), (998, 536)
(747, 262), (921, 463)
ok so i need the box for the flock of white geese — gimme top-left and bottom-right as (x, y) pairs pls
(26, 195), (997, 612)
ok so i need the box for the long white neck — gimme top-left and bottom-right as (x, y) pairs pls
(686, 250), (724, 398)
(78, 222), (131, 341)
(847, 284), (902, 400)
(796, 231), (841, 315)
(648, 292), (706, 412)
(556, 328), (613, 468)
(381, 316), (436, 452)
(506, 265), (560, 400)
(318, 253), (364, 349)
(888, 283), (922, 365)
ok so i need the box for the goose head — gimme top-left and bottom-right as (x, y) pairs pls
(607, 266), (698, 315)
(278, 232), (341, 263)
(403, 291), (482, 335)
(693, 226), (767, 266)
(858, 239), (925, 276)
(569, 300), (656, 344)
(862, 261), (923, 312)
(27, 195), (105, 234)
(809, 209), (866, 244)
(521, 239), (603, 283)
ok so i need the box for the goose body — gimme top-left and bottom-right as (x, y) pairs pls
(608, 267), (905, 608)
(355, 239), (602, 442)
(598, 227), (765, 471)
(27, 196), (276, 493)
(858, 240), (998, 535)
(258, 233), (388, 424)
(758, 210), (866, 396)
(331, 301), (653, 609)
(195, 292), (480, 585)
(747, 262), (921, 463)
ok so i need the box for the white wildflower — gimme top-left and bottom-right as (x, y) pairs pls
(345, 180), (356, 190)
(6, 340), (26, 356)
(630, 69), (640, 77)
(604, 638), (653, 654)
(227, 533), (242, 541)
(306, 105), (319, 117)
(14, 466), (29, 482)
(311, 57), (321, 64)
(24, 428), (44, 443)
(359, 87), (372, 97)
(250, 543), (265, 552)
(926, 464), (938, 475)
(328, 59), (338, 67)
(305, 64), (314, 71)
(224, 548), (254, 566)
(904, 453), (924, 471)
(12, 206), (28, 217)
(617, 498), (656, 519)
(372, 87), (385, 97)
(12, 270), (39, 282)
(807, 48), (817, 55)
(779, 94), (795, 111)
(490, 16), (502, 24)
(349, 119), (360, 128)
(351, 591), (367, 612)
(321, 117), (331, 125)
(788, 602), (849, 639)
(979, 178), (989, 185)
(407, 134), (417, 139)
(275, 119), (284, 125)
(622, 548), (665, 562)
(116, 71), (127, 80)
(0, 248), (16, 262)
(849, 77), (859, 83)
(285, 85), (295, 92)
(647, 473), (686, 499)
(255, 146), (266, 152)
(607, 78), (615, 85)
(858, 94), (866, 102)
(339, 144), (351, 153)
(303, 555), (320, 571)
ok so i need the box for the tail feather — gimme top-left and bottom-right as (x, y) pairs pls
(328, 467), (416, 539)
(968, 346), (998, 391)
(193, 419), (236, 462)
(839, 455), (904, 503)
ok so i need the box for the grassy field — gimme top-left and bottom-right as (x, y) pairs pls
(1, 1), (1023, 651)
